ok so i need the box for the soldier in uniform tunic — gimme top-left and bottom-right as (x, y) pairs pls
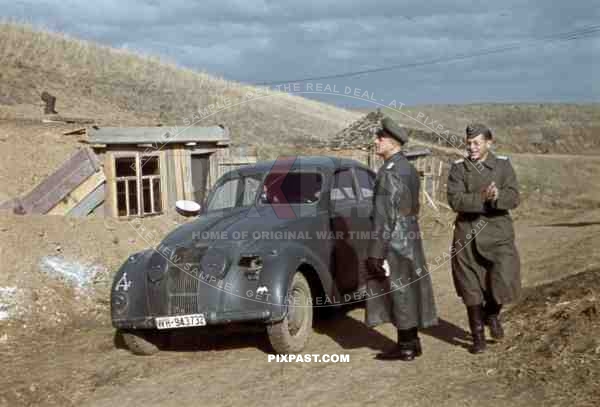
(447, 123), (521, 353)
(365, 117), (438, 361)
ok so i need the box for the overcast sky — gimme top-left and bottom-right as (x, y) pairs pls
(3, 1), (600, 106)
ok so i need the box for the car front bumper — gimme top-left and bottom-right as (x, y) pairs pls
(113, 309), (272, 330)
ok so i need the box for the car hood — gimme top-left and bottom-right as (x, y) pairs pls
(160, 206), (296, 249)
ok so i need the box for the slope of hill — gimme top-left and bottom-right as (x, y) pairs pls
(0, 23), (359, 149)
(358, 104), (600, 154)
(489, 267), (600, 406)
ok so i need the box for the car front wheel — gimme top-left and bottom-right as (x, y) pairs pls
(119, 329), (166, 355)
(267, 272), (313, 354)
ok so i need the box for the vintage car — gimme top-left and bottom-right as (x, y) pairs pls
(111, 156), (378, 355)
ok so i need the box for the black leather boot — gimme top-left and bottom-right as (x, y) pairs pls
(466, 305), (486, 354)
(376, 328), (418, 361)
(484, 300), (504, 340)
(409, 327), (422, 357)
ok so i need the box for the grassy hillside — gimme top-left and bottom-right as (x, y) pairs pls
(361, 104), (600, 154)
(0, 23), (362, 198)
(0, 23), (359, 153)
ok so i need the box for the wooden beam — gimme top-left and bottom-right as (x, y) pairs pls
(63, 128), (86, 136)
(47, 171), (106, 215)
(173, 147), (185, 201)
(104, 152), (118, 217)
(18, 148), (100, 214)
(183, 149), (194, 201)
(67, 183), (106, 217)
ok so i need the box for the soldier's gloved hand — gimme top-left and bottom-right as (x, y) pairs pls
(366, 257), (387, 280)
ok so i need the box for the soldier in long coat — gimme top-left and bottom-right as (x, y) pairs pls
(447, 123), (521, 353)
(365, 117), (438, 361)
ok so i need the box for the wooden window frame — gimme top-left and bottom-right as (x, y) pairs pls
(113, 152), (163, 218)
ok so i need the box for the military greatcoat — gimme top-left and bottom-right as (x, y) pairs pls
(447, 153), (521, 306)
(365, 152), (438, 330)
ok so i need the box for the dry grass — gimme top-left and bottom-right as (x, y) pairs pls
(364, 104), (600, 154)
(0, 22), (359, 153)
(510, 154), (600, 222)
(490, 268), (600, 407)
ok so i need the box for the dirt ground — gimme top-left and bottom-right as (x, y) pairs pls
(1, 100), (600, 406)
(1, 210), (599, 407)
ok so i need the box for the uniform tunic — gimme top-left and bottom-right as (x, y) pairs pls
(365, 152), (438, 330)
(447, 153), (521, 306)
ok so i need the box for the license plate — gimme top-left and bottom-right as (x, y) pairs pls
(155, 314), (206, 330)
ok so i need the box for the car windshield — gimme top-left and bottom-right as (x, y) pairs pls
(205, 170), (323, 211)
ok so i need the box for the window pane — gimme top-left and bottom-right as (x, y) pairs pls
(128, 179), (138, 215)
(265, 172), (322, 204)
(207, 178), (239, 210)
(356, 169), (375, 199)
(115, 157), (136, 177)
(142, 178), (151, 214)
(141, 156), (160, 176)
(116, 180), (127, 216)
(330, 169), (356, 201)
(242, 175), (262, 206)
(153, 178), (162, 212)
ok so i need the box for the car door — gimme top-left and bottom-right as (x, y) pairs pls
(329, 167), (361, 294)
(353, 167), (376, 291)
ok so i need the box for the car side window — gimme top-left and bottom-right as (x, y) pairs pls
(262, 172), (322, 204)
(355, 168), (375, 199)
(330, 169), (357, 202)
(242, 175), (262, 206)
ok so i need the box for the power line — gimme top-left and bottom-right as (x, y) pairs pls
(251, 24), (600, 86)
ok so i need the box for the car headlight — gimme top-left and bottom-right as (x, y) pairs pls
(200, 249), (230, 278)
(112, 292), (128, 315)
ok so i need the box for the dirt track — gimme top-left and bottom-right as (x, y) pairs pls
(2, 218), (599, 407)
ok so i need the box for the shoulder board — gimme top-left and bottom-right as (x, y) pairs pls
(496, 155), (509, 160)
(453, 159), (464, 164)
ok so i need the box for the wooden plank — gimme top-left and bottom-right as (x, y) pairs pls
(90, 201), (105, 216)
(424, 190), (438, 210)
(104, 152), (118, 217)
(20, 148), (100, 214)
(135, 153), (142, 217)
(84, 147), (101, 172)
(47, 171), (106, 215)
(159, 150), (168, 213)
(189, 147), (218, 155)
(0, 198), (16, 211)
(164, 149), (179, 211)
(86, 126), (229, 145)
(67, 183), (106, 217)
(183, 150), (194, 201)
(173, 147), (185, 200)
(21, 149), (88, 209)
(63, 128), (86, 136)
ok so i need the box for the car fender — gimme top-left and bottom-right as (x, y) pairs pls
(110, 249), (153, 325)
(257, 241), (333, 321)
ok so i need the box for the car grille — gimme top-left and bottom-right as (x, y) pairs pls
(167, 246), (207, 315)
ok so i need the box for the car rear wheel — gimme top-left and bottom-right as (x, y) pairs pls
(267, 272), (313, 354)
(119, 329), (166, 355)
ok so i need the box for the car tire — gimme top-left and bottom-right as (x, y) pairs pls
(267, 272), (313, 354)
(119, 329), (164, 355)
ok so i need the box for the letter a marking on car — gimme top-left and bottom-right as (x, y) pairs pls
(115, 272), (132, 291)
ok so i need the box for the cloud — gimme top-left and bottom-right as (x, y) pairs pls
(1, 0), (599, 104)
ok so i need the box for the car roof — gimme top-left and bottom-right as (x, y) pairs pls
(234, 156), (372, 177)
